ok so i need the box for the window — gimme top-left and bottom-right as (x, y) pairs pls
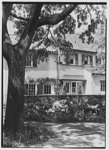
(65, 82), (70, 93)
(26, 56), (32, 66)
(29, 84), (35, 95)
(72, 82), (76, 93)
(69, 59), (73, 64)
(69, 55), (77, 65)
(44, 85), (51, 94)
(24, 84), (36, 95)
(82, 55), (92, 65)
(84, 56), (88, 65)
(100, 80), (105, 91)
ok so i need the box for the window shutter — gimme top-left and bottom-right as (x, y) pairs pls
(33, 59), (37, 67)
(96, 56), (98, 64)
(75, 54), (78, 65)
(82, 55), (85, 65)
(90, 56), (92, 66)
(24, 84), (28, 95)
(37, 84), (43, 95)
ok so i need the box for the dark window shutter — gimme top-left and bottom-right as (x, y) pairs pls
(24, 84), (28, 95)
(82, 55), (85, 65)
(37, 84), (43, 95)
(69, 59), (73, 64)
(33, 59), (37, 67)
(75, 54), (78, 65)
(90, 56), (92, 66)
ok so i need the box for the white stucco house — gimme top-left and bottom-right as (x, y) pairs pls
(24, 36), (105, 96)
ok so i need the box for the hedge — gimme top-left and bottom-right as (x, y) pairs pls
(24, 95), (105, 123)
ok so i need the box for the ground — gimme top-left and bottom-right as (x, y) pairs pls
(29, 122), (105, 148)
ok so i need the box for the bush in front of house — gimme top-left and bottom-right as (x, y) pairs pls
(24, 95), (105, 123)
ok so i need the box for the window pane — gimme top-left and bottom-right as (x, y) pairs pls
(44, 85), (51, 94)
(72, 82), (76, 93)
(29, 84), (35, 95)
(65, 83), (69, 93)
(101, 80), (105, 91)
(26, 56), (31, 66)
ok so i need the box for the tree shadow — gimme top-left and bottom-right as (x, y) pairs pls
(44, 122), (105, 147)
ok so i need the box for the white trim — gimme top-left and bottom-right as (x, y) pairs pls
(43, 84), (52, 95)
(24, 83), (36, 96)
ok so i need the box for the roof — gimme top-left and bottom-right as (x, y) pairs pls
(84, 66), (105, 75)
(62, 75), (86, 80)
(30, 33), (98, 54)
(66, 34), (97, 52)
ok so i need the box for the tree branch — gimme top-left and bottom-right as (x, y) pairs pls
(2, 3), (13, 41)
(86, 5), (92, 21)
(10, 4), (77, 28)
(10, 12), (29, 22)
(36, 26), (50, 47)
(2, 3), (13, 25)
(38, 4), (77, 26)
(16, 4), (43, 56)
(3, 3), (13, 61)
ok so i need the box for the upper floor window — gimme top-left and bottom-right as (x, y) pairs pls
(26, 55), (32, 66)
(82, 55), (92, 66)
(44, 85), (51, 94)
(65, 82), (70, 93)
(72, 82), (76, 93)
(100, 80), (105, 92)
(69, 54), (78, 65)
(25, 84), (36, 95)
(26, 55), (37, 67)
(69, 58), (74, 64)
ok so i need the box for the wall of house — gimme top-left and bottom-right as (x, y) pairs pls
(58, 65), (84, 79)
(91, 75), (105, 95)
(25, 51), (105, 95)
(25, 54), (57, 82)
(83, 69), (92, 95)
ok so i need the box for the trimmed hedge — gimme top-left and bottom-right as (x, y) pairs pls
(24, 95), (105, 123)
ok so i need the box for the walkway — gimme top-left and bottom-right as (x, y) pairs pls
(30, 122), (105, 148)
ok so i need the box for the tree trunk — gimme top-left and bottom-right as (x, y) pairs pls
(4, 47), (25, 135)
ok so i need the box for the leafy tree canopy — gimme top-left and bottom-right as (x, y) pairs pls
(6, 3), (107, 62)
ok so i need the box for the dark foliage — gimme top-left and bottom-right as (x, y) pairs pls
(24, 95), (105, 123)
(3, 122), (56, 147)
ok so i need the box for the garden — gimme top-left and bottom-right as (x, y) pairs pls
(24, 95), (105, 123)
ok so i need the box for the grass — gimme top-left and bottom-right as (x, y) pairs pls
(3, 122), (56, 147)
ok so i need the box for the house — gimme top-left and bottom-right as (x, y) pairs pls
(24, 43), (105, 96)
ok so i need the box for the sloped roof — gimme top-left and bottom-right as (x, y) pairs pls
(85, 66), (105, 75)
(62, 75), (86, 80)
(66, 34), (97, 52)
(30, 33), (98, 53)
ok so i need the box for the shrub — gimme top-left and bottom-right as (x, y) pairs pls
(24, 95), (105, 123)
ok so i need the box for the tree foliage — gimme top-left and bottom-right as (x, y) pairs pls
(8, 3), (106, 59)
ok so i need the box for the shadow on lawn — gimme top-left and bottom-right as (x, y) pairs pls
(44, 122), (105, 147)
